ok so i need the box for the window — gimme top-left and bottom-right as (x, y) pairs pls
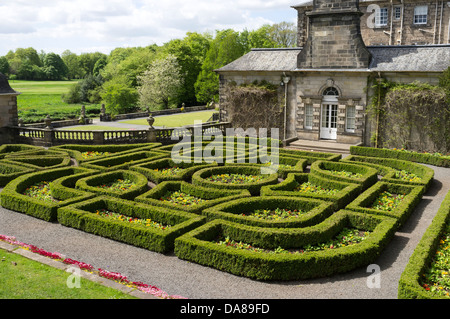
(414, 6), (428, 25)
(322, 87), (339, 97)
(346, 106), (356, 132)
(394, 6), (401, 20)
(305, 105), (313, 130)
(375, 7), (388, 27)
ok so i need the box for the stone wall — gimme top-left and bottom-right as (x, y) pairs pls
(0, 94), (19, 144)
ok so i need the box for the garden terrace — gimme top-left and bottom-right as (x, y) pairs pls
(57, 196), (205, 254)
(135, 181), (251, 214)
(0, 142), (443, 289)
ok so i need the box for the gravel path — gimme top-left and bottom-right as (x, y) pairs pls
(0, 163), (449, 299)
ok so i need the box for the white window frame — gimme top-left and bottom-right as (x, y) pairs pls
(345, 105), (356, 133)
(305, 104), (313, 130)
(394, 6), (402, 20)
(375, 7), (389, 27)
(414, 6), (428, 25)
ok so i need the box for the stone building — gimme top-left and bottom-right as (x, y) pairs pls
(294, 0), (450, 46)
(0, 73), (20, 145)
(216, 0), (450, 147)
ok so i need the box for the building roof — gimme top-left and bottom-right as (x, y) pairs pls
(0, 73), (17, 95)
(216, 45), (450, 73)
(292, 0), (383, 8)
(368, 45), (450, 72)
(215, 48), (302, 72)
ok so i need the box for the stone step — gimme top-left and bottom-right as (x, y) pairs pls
(285, 140), (358, 155)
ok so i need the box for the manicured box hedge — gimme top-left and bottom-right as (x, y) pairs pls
(191, 165), (279, 196)
(79, 150), (168, 171)
(273, 148), (342, 164)
(130, 158), (218, 184)
(0, 167), (97, 222)
(135, 181), (251, 214)
(0, 161), (36, 187)
(310, 160), (378, 191)
(51, 143), (162, 163)
(350, 146), (450, 168)
(174, 210), (397, 281)
(202, 196), (335, 228)
(342, 155), (435, 191)
(398, 189), (450, 299)
(75, 169), (149, 200)
(57, 196), (206, 253)
(345, 182), (425, 227)
(1, 155), (72, 171)
(260, 173), (362, 210)
(0, 144), (40, 159)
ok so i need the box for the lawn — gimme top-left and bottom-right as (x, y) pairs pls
(0, 248), (137, 299)
(63, 125), (131, 131)
(120, 110), (216, 127)
(9, 80), (101, 124)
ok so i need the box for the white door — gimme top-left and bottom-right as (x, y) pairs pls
(320, 104), (338, 140)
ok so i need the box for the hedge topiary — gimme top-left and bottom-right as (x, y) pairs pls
(130, 158), (218, 184)
(79, 150), (168, 171)
(342, 155), (435, 191)
(345, 182), (425, 228)
(0, 161), (36, 187)
(0, 167), (97, 222)
(135, 181), (251, 214)
(0, 144), (40, 159)
(201, 196), (335, 228)
(191, 165), (279, 196)
(260, 173), (362, 210)
(350, 146), (450, 168)
(1, 155), (72, 171)
(398, 189), (450, 299)
(174, 210), (398, 281)
(75, 169), (149, 200)
(57, 196), (206, 253)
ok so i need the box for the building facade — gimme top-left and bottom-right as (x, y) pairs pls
(294, 0), (450, 46)
(217, 0), (450, 147)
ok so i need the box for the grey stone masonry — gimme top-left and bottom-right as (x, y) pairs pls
(298, 0), (372, 69)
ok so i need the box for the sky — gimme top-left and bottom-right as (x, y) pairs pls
(0, 0), (309, 56)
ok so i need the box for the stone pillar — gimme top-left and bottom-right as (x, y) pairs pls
(0, 73), (21, 144)
(147, 114), (157, 142)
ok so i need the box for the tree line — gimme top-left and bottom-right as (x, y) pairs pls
(0, 22), (297, 115)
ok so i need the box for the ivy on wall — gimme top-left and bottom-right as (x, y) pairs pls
(368, 75), (449, 153)
(223, 80), (284, 133)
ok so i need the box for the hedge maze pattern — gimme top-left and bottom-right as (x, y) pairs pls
(0, 141), (445, 296)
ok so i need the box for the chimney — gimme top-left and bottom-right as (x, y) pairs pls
(297, 0), (371, 69)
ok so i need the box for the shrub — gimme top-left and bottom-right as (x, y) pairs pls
(310, 160), (378, 191)
(191, 165), (279, 196)
(0, 144), (41, 159)
(398, 189), (450, 299)
(260, 173), (362, 210)
(342, 155), (435, 191)
(350, 146), (450, 168)
(75, 170), (149, 200)
(0, 167), (96, 222)
(1, 155), (72, 171)
(135, 181), (251, 214)
(79, 151), (168, 171)
(174, 210), (397, 281)
(345, 182), (425, 228)
(0, 161), (36, 187)
(57, 196), (205, 253)
(202, 196), (335, 229)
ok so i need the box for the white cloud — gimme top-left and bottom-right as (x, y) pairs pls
(0, 0), (299, 56)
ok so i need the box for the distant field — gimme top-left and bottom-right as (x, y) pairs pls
(120, 110), (216, 127)
(9, 80), (101, 124)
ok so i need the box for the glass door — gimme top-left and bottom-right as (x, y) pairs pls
(320, 104), (338, 140)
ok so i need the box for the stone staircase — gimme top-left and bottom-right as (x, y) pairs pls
(284, 139), (361, 155)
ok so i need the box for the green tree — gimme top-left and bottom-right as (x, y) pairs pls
(100, 76), (138, 115)
(137, 54), (184, 110)
(195, 29), (247, 103)
(43, 53), (68, 80)
(0, 57), (10, 75)
(62, 50), (83, 80)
